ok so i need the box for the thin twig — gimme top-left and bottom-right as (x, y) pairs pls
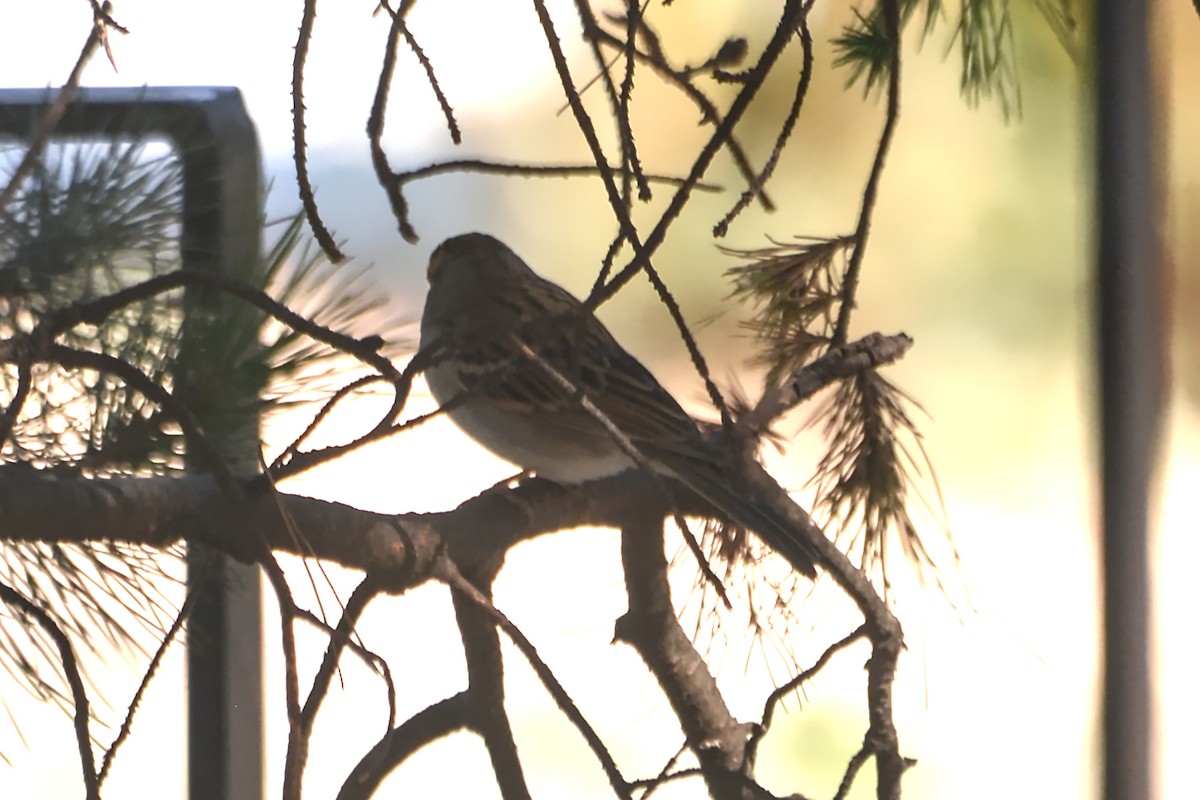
(268, 348), (426, 481)
(295, 606), (397, 730)
(552, 0), (812, 432)
(714, 11), (813, 236)
(0, 580), (99, 800)
(397, 158), (720, 192)
(292, 0), (347, 263)
(746, 625), (868, 765)
(0, 352), (32, 445)
(299, 577), (384, 728)
(367, 0), (419, 242)
(435, 554), (632, 799)
(582, 0), (807, 310)
(271, 374), (386, 471)
(378, 0), (461, 144)
(99, 584), (200, 785)
(587, 23), (775, 212)
(512, 337), (732, 607)
(0, 3), (122, 214)
(831, 0), (903, 346)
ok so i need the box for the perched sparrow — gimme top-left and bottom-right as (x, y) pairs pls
(419, 233), (818, 577)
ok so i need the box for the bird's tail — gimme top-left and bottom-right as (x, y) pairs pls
(661, 455), (821, 578)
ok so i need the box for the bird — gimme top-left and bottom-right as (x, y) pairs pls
(419, 232), (819, 578)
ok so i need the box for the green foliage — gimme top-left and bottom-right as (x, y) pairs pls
(832, 0), (1079, 118)
(809, 372), (951, 597)
(725, 236), (854, 386)
(0, 132), (396, 733)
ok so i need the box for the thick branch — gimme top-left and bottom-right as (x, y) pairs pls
(615, 494), (757, 799)
(452, 589), (532, 800)
(0, 471), (687, 575)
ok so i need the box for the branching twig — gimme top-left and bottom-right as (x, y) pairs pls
(436, 554), (632, 799)
(583, 0), (808, 309)
(586, 23), (775, 212)
(285, 577), (386, 795)
(746, 625), (868, 766)
(714, 11), (813, 236)
(0, 2), (125, 215)
(270, 374), (387, 471)
(367, 0), (420, 242)
(299, 577), (384, 728)
(738, 332), (914, 435)
(377, 0), (460, 144)
(294, 606), (397, 730)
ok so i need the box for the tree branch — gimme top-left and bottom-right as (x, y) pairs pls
(615, 497), (758, 798)
(0, 580), (100, 800)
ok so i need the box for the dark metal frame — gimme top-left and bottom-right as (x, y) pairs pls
(1095, 4), (1158, 800)
(0, 86), (265, 800)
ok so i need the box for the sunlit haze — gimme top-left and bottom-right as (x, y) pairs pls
(1, 2), (1196, 799)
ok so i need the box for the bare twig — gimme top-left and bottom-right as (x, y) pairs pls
(397, 158), (720, 192)
(0, 580), (99, 800)
(586, 23), (775, 211)
(295, 606), (397, 731)
(367, 0), (419, 242)
(336, 692), (473, 800)
(376, 0), (461, 144)
(831, 0), (903, 346)
(583, 0), (808, 310)
(287, 577), (386, 795)
(99, 585), (200, 785)
(0, 2), (125, 214)
(512, 337), (732, 607)
(714, 11), (813, 236)
(0, 351), (32, 445)
(559, 1), (813, 432)
(292, 0), (347, 263)
(299, 577), (384, 728)
(746, 625), (868, 766)
(436, 554), (632, 799)
(571, 0), (650, 204)
(739, 332), (914, 434)
(270, 374), (387, 471)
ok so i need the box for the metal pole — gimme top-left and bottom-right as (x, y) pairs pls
(1094, 4), (1160, 799)
(0, 87), (265, 800)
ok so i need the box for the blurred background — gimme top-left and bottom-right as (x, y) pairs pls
(0, 0), (1195, 797)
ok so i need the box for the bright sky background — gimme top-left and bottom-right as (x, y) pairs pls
(1, 1), (1196, 799)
